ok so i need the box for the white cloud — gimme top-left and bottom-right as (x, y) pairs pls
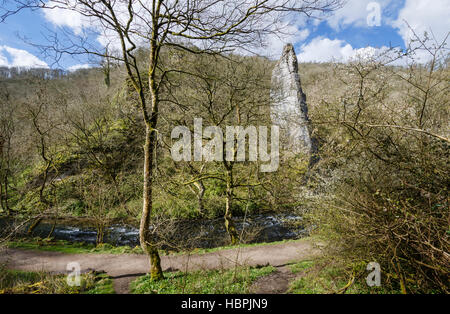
(40, 1), (315, 58)
(67, 63), (91, 72)
(233, 9), (311, 58)
(0, 53), (8, 67)
(392, 0), (450, 62)
(297, 37), (355, 62)
(257, 25), (310, 58)
(327, 0), (393, 30)
(42, 1), (92, 35)
(393, 0), (450, 43)
(41, 0), (153, 53)
(297, 29), (311, 42)
(296, 0), (449, 64)
(0, 46), (49, 68)
(296, 37), (397, 63)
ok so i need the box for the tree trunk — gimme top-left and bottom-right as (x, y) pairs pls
(138, 18), (164, 280)
(224, 168), (238, 245)
(47, 220), (56, 239)
(4, 171), (11, 216)
(0, 138), (6, 214)
(96, 224), (104, 245)
(27, 217), (42, 235)
(194, 181), (206, 214)
(139, 125), (164, 281)
(0, 178), (5, 214)
(1, 165), (12, 216)
(39, 161), (51, 206)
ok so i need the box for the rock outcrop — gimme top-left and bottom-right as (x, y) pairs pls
(271, 44), (315, 157)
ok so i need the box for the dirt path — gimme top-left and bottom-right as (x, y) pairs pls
(250, 266), (299, 294)
(1, 240), (319, 294)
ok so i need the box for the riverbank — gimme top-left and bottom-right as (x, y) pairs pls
(6, 237), (307, 256)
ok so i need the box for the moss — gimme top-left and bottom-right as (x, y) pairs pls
(149, 248), (164, 281)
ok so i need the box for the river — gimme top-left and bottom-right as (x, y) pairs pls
(2, 213), (307, 251)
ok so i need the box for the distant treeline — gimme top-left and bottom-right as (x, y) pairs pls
(0, 67), (68, 80)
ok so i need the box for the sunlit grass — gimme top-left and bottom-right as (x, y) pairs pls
(131, 266), (275, 294)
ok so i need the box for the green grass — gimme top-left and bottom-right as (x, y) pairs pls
(0, 268), (114, 294)
(7, 238), (144, 255)
(84, 273), (115, 294)
(130, 266), (275, 294)
(289, 260), (315, 274)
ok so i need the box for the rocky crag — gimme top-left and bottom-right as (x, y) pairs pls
(271, 44), (317, 161)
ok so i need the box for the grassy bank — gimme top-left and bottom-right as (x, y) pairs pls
(130, 266), (275, 294)
(7, 237), (305, 256)
(0, 268), (114, 294)
(7, 238), (144, 255)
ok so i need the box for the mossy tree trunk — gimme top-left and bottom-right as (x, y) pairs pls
(139, 124), (164, 281)
(193, 181), (206, 214)
(27, 217), (43, 235)
(224, 166), (238, 245)
(0, 134), (13, 216)
(137, 14), (164, 280)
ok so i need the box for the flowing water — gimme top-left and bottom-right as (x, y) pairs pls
(3, 213), (306, 250)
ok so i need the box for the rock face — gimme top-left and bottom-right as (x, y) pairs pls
(271, 44), (314, 156)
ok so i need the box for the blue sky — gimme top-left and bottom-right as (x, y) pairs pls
(0, 0), (448, 70)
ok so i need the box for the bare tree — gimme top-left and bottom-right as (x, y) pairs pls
(0, 87), (14, 216)
(305, 30), (449, 293)
(1, 0), (343, 280)
(162, 53), (273, 244)
(23, 81), (66, 235)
